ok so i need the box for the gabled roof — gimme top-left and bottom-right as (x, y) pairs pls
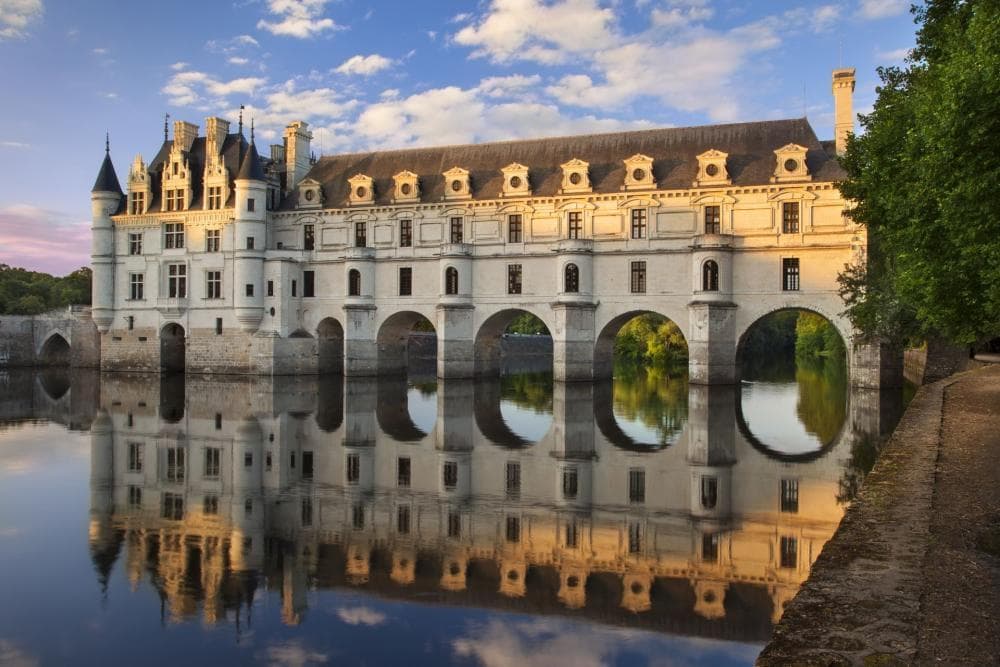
(281, 117), (844, 210)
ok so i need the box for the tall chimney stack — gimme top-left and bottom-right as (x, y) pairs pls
(283, 121), (312, 193)
(832, 67), (856, 156)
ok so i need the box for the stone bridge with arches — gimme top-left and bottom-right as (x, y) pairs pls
(0, 306), (100, 370)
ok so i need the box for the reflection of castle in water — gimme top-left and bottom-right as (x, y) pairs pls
(82, 372), (901, 641)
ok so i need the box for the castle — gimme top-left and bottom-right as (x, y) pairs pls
(90, 67), (892, 383)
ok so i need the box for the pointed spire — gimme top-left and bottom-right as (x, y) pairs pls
(237, 137), (266, 182)
(250, 117), (255, 143)
(92, 135), (123, 194)
(238, 104), (245, 137)
(164, 113), (170, 142)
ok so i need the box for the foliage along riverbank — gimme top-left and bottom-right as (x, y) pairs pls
(0, 264), (91, 315)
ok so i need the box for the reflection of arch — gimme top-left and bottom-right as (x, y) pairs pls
(39, 333), (71, 366)
(39, 367), (71, 400)
(594, 310), (688, 378)
(376, 377), (433, 441)
(377, 311), (436, 376)
(735, 383), (844, 463)
(474, 309), (553, 377)
(702, 260), (719, 292)
(317, 317), (344, 374)
(474, 379), (533, 448)
(289, 329), (313, 338)
(593, 380), (671, 451)
(160, 323), (186, 374)
(159, 373), (185, 423)
(315, 373), (344, 432)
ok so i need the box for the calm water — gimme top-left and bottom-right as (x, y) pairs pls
(0, 360), (906, 667)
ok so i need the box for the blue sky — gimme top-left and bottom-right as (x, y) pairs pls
(0, 0), (919, 275)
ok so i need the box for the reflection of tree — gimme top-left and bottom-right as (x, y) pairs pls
(795, 355), (847, 445)
(614, 315), (688, 370)
(837, 433), (880, 505)
(500, 372), (554, 413)
(612, 364), (689, 446)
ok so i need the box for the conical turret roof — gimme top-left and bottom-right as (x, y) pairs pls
(91, 141), (123, 194)
(237, 140), (266, 182)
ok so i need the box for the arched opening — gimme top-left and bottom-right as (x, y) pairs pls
(444, 267), (459, 295)
(348, 269), (361, 296)
(317, 317), (344, 375)
(38, 368), (71, 400)
(39, 333), (71, 367)
(564, 263), (579, 293)
(377, 376), (438, 441)
(593, 311), (690, 448)
(376, 311), (436, 378)
(474, 375), (553, 448)
(736, 309), (848, 458)
(702, 260), (719, 292)
(474, 309), (552, 377)
(160, 323), (186, 374)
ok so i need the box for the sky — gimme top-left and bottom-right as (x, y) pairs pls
(0, 0), (920, 275)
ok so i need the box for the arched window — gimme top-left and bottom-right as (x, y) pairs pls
(445, 267), (459, 295)
(564, 263), (579, 293)
(348, 269), (361, 296)
(702, 260), (719, 292)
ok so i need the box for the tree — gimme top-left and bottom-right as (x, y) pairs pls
(838, 0), (1000, 344)
(0, 264), (92, 314)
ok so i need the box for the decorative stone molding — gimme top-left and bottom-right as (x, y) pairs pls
(500, 163), (531, 197)
(771, 144), (811, 183)
(560, 158), (591, 194)
(297, 177), (324, 209)
(348, 174), (374, 206)
(392, 170), (420, 203)
(622, 154), (655, 190)
(443, 167), (471, 200)
(694, 149), (731, 187)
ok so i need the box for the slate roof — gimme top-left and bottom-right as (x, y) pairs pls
(92, 151), (123, 195)
(281, 117), (844, 211)
(237, 141), (267, 181)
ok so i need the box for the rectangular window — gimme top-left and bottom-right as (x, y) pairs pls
(565, 521), (578, 548)
(567, 211), (582, 239)
(505, 462), (521, 499)
(630, 209), (647, 239)
(352, 503), (364, 529)
(214, 413), (222, 429)
(782, 202), (800, 234)
(205, 229), (221, 252)
(162, 493), (184, 520)
(267, 280), (274, 297)
(129, 273), (144, 301)
(207, 186), (222, 210)
(302, 451), (313, 480)
(703, 533), (719, 562)
(204, 447), (220, 479)
(303, 224), (315, 250)
(450, 216), (463, 243)
(701, 476), (718, 509)
(245, 284), (254, 297)
(628, 522), (641, 554)
(244, 451), (253, 468)
(164, 223), (184, 249)
(128, 232), (143, 255)
(130, 192), (145, 215)
(399, 219), (412, 247)
(507, 264), (522, 295)
(562, 467), (578, 500)
(355, 222), (366, 247)
(167, 264), (187, 298)
(628, 468), (646, 504)
(399, 267), (412, 296)
(291, 279), (296, 297)
(128, 485), (142, 509)
(206, 270), (221, 299)
(780, 536), (798, 569)
(508, 214), (523, 243)
(303, 271), (315, 298)
(782, 258), (801, 291)
(246, 236), (255, 250)
(166, 447), (185, 483)
(630, 261), (646, 294)
(506, 516), (520, 543)
(301, 498), (313, 527)
(447, 511), (461, 538)
(443, 461), (458, 490)
(247, 198), (255, 212)
(215, 318), (222, 335)
(397, 457), (411, 487)
(780, 479), (799, 513)
(346, 453), (360, 484)
(705, 205), (721, 234)
(128, 442), (143, 472)
(397, 505), (411, 535)
(165, 189), (183, 212)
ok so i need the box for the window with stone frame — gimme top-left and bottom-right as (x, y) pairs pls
(206, 186), (223, 210)
(780, 536), (798, 568)
(705, 205), (721, 234)
(630, 261), (646, 293)
(346, 453), (360, 485)
(399, 267), (412, 296)
(443, 461), (458, 489)
(204, 448), (221, 479)
(129, 273), (144, 300)
(128, 232), (143, 256)
(130, 192), (145, 215)
(630, 209), (647, 239)
(564, 263), (580, 293)
(780, 479), (799, 513)
(507, 264), (522, 295)
(782, 201), (800, 234)
(164, 223), (184, 249)
(567, 211), (583, 239)
(782, 258), (801, 291)
(167, 264), (187, 298)
(445, 267), (459, 295)
(348, 269), (361, 296)
(205, 270), (222, 299)
(165, 189), (184, 212)
(303, 224), (315, 250)
(508, 214), (523, 243)
(450, 216), (464, 243)
(628, 468), (646, 503)
(205, 229), (220, 252)
(355, 222), (367, 247)
(303, 271), (315, 298)
(562, 467), (578, 499)
(702, 260), (719, 291)
(128, 442), (143, 472)
(400, 219), (412, 247)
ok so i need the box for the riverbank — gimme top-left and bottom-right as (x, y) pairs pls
(757, 364), (1000, 665)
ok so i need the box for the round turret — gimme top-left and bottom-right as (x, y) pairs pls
(91, 138), (123, 333)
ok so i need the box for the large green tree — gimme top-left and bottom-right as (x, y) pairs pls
(838, 0), (1000, 344)
(0, 265), (92, 315)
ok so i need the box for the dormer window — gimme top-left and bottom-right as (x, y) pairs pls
(393, 171), (420, 203)
(297, 178), (323, 209)
(623, 154), (655, 190)
(348, 174), (374, 206)
(443, 167), (471, 200)
(772, 144), (811, 183)
(560, 159), (590, 193)
(501, 163), (530, 197)
(694, 150), (731, 187)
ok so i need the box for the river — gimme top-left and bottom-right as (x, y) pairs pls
(0, 358), (908, 666)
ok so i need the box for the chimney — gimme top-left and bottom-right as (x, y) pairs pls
(173, 120), (199, 153)
(205, 117), (229, 158)
(832, 67), (856, 156)
(283, 121), (312, 193)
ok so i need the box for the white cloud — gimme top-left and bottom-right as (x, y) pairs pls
(92, 47), (108, 55)
(259, 640), (328, 667)
(207, 34), (260, 54)
(170, 61), (188, 71)
(335, 606), (387, 626)
(334, 54), (393, 77)
(0, 140), (30, 149)
(858, 0), (909, 19)
(257, 0), (340, 39)
(476, 74), (542, 99)
(0, 0), (43, 40)
(229, 56), (250, 66)
(812, 5), (841, 32)
(162, 70), (266, 107)
(454, 0), (616, 65)
(876, 47), (911, 61)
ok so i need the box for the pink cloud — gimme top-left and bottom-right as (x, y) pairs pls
(0, 205), (92, 276)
